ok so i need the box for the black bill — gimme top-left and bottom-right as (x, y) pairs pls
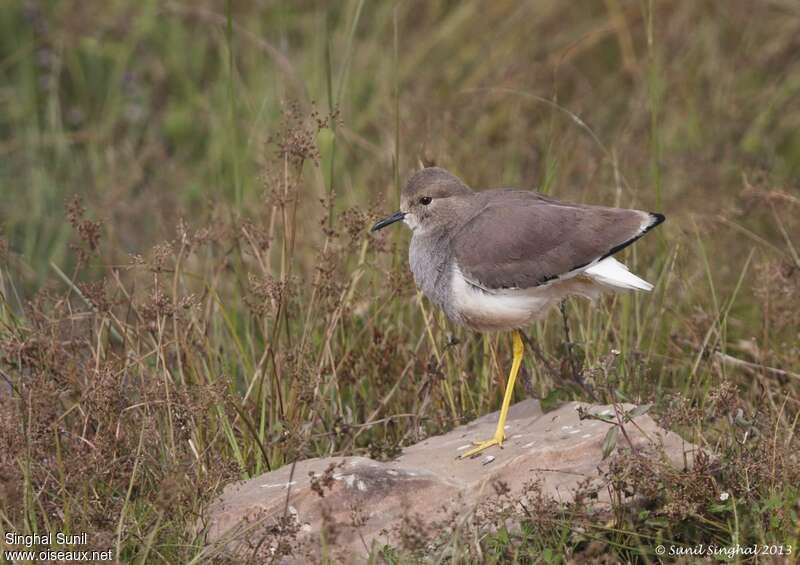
(371, 211), (406, 232)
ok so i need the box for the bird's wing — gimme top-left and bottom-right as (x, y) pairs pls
(452, 191), (663, 290)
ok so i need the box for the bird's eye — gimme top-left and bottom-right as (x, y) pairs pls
(419, 196), (432, 205)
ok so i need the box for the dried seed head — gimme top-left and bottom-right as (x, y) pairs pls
(77, 280), (113, 313)
(246, 273), (290, 317)
(149, 241), (174, 273)
(65, 195), (103, 267)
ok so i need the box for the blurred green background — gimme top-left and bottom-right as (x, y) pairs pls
(1, 1), (799, 561)
(3, 1), (799, 285)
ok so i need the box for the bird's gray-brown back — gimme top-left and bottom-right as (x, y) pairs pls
(450, 189), (659, 290)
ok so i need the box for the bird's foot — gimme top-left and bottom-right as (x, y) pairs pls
(459, 434), (504, 459)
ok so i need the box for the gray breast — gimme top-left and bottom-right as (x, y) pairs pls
(408, 229), (458, 319)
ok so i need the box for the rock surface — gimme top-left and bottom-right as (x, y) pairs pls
(203, 400), (698, 561)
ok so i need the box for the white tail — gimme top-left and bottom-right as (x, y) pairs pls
(584, 257), (653, 291)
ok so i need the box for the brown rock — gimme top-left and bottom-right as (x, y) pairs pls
(202, 400), (698, 562)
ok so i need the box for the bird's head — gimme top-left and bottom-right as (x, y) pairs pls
(371, 167), (472, 233)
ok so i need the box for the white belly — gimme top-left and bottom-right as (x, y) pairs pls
(449, 267), (561, 331)
(449, 257), (649, 332)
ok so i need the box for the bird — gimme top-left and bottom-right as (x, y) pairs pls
(371, 167), (664, 459)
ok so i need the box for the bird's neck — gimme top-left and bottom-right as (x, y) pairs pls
(409, 228), (453, 307)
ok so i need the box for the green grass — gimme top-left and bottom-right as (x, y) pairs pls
(1, 1), (799, 562)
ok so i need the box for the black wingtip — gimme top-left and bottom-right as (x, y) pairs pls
(649, 212), (666, 228)
(594, 211), (666, 266)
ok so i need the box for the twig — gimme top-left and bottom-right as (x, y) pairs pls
(715, 351), (800, 381)
(559, 301), (596, 400)
(519, 331), (557, 379)
(560, 301), (580, 380)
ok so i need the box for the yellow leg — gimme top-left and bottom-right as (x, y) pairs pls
(460, 330), (524, 459)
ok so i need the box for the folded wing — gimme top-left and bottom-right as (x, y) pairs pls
(453, 190), (663, 290)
